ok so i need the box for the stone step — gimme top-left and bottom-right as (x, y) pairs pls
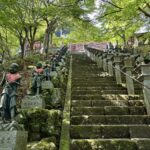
(70, 125), (150, 139)
(72, 80), (116, 83)
(71, 115), (150, 125)
(71, 100), (144, 107)
(72, 86), (124, 90)
(72, 83), (124, 87)
(72, 94), (143, 100)
(72, 77), (114, 80)
(72, 81), (117, 84)
(71, 139), (150, 150)
(72, 89), (128, 95)
(71, 106), (146, 116)
(72, 90), (142, 95)
(72, 70), (103, 72)
(72, 75), (110, 78)
(72, 73), (103, 76)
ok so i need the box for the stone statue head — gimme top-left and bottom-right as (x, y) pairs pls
(36, 62), (42, 69)
(9, 63), (19, 73)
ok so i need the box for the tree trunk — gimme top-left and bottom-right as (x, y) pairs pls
(43, 28), (50, 54)
(122, 33), (126, 47)
(20, 39), (25, 59)
(18, 32), (26, 59)
(24, 26), (37, 52)
(50, 32), (53, 46)
(43, 19), (57, 54)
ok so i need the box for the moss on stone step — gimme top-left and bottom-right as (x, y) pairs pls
(71, 139), (137, 150)
(18, 108), (62, 141)
(27, 137), (56, 150)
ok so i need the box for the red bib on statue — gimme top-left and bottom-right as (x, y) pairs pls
(35, 68), (43, 74)
(6, 73), (21, 83)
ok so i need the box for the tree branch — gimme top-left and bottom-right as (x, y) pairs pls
(99, 10), (122, 19)
(146, 2), (150, 8)
(102, 0), (123, 10)
(138, 7), (150, 17)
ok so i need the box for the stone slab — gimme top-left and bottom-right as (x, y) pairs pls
(0, 131), (28, 150)
(0, 148), (12, 150)
(21, 95), (45, 109)
(42, 81), (54, 90)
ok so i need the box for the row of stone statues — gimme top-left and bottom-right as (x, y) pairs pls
(0, 46), (68, 123)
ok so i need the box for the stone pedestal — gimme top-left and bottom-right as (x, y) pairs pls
(87, 51), (90, 58)
(42, 80), (54, 90)
(114, 55), (122, 84)
(124, 58), (135, 95)
(97, 55), (102, 69)
(51, 88), (62, 107)
(93, 54), (96, 62)
(141, 65), (150, 114)
(102, 53), (107, 72)
(107, 54), (114, 76)
(95, 55), (99, 65)
(21, 95), (45, 109)
(0, 131), (28, 150)
(91, 53), (94, 61)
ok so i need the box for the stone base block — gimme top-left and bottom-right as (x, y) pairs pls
(42, 81), (54, 90)
(0, 131), (28, 150)
(21, 95), (45, 109)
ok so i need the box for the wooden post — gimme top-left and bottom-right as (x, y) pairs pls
(124, 57), (135, 95)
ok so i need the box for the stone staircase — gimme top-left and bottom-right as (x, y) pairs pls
(70, 54), (150, 150)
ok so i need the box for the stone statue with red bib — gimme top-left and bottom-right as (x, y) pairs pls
(0, 63), (21, 123)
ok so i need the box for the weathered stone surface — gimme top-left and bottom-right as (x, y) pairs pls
(104, 106), (129, 115)
(129, 125), (150, 138)
(0, 131), (28, 150)
(119, 116), (146, 124)
(71, 115), (106, 125)
(101, 125), (129, 138)
(129, 106), (146, 115)
(51, 88), (62, 108)
(135, 139), (150, 150)
(128, 100), (144, 106)
(19, 109), (61, 141)
(70, 125), (102, 139)
(42, 80), (54, 90)
(72, 100), (92, 107)
(0, 148), (12, 150)
(71, 139), (137, 150)
(27, 138), (56, 150)
(69, 54), (149, 150)
(0, 121), (24, 131)
(105, 116), (121, 124)
(21, 95), (45, 109)
(71, 107), (104, 115)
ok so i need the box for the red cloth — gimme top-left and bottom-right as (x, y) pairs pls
(35, 68), (43, 74)
(6, 73), (21, 83)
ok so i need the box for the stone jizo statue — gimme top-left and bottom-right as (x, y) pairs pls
(0, 63), (21, 123)
(31, 62), (44, 95)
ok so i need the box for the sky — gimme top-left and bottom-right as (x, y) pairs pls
(87, 0), (102, 27)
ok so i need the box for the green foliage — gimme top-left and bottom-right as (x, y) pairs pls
(97, 0), (150, 45)
(0, 0), (149, 55)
